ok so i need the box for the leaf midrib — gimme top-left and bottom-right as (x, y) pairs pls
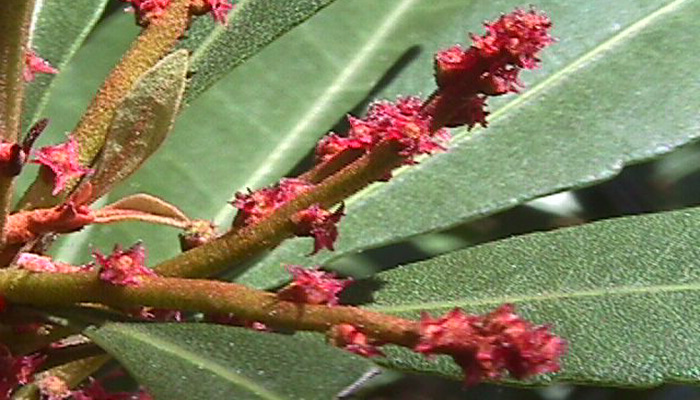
(341, 0), (692, 211)
(213, 0), (423, 225)
(372, 281), (700, 314)
(98, 326), (287, 400)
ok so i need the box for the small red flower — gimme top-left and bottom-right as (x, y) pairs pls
(430, 8), (553, 129)
(17, 253), (90, 274)
(277, 266), (352, 306)
(291, 203), (344, 255)
(24, 50), (58, 82)
(415, 305), (565, 384)
(329, 324), (384, 358)
(93, 243), (156, 286)
(205, 0), (234, 25)
(123, 0), (170, 20)
(315, 97), (450, 165)
(232, 178), (312, 227)
(30, 135), (93, 196)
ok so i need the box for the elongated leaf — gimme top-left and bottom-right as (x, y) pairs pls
(104, 194), (189, 222)
(243, 0), (700, 288)
(59, 0), (469, 265)
(87, 323), (370, 400)
(22, 0), (109, 128)
(85, 50), (188, 202)
(367, 207), (700, 386)
(182, 0), (338, 102)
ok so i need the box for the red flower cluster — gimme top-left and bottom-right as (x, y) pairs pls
(124, 0), (170, 20)
(0, 346), (45, 399)
(415, 304), (565, 384)
(329, 324), (384, 358)
(93, 243), (156, 286)
(277, 266), (352, 306)
(30, 135), (93, 195)
(23, 50), (58, 82)
(124, 0), (233, 24)
(291, 203), (344, 255)
(315, 97), (450, 165)
(431, 8), (553, 128)
(232, 178), (312, 227)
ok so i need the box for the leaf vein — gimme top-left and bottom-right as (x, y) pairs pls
(371, 282), (700, 314)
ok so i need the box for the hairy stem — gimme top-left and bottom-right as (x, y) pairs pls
(0, 0), (36, 244)
(0, 270), (419, 347)
(154, 141), (405, 278)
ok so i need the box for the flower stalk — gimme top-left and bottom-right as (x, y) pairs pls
(0, 0), (36, 244)
(153, 141), (407, 278)
(0, 269), (418, 346)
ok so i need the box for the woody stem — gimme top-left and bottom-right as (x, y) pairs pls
(0, 269), (419, 347)
(153, 141), (406, 278)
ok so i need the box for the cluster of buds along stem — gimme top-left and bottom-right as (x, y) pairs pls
(0, 4), (566, 396)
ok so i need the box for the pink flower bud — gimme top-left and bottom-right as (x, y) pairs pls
(30, 136), (93, 196)
(93, 243), (156, 286)
(291, 203), (344, 255)
(232, 178), (312, 227)
(277, 266), (352, 306)
(24, 50), (58, 82)
(329, 324), (384, 358)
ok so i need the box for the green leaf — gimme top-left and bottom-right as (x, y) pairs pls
(367, 207), (700, 386)
(56, 0), (468, 265)
(86, 323), (371, 400)
(242, 0), (700, 288)
(22, 0), (109, 128)
(182, 0), (338, 102)
(86, 50), (189, 202)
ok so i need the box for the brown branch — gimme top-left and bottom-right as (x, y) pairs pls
(0, 0), (36, 244)
(153, 141), (406, 278)
(0, 269), (419, 347)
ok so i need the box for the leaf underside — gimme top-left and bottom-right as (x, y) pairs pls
(368, 207), (700, 387)
(87, 323), (370, 400)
